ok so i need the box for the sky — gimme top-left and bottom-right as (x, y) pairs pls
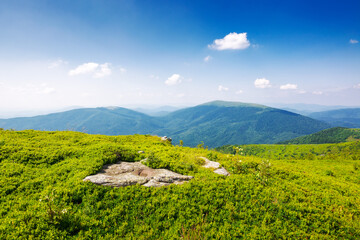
(0, 0), (359, 112)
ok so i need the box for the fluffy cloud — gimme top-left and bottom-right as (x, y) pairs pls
(313, 91), (323, 95)
(350, 39), (359, 44)
(254, 78), (271, 88)
(280, 84), (298, 90)
(94, 63), (112, 78)
(209, 32), (250, 50)
(120, 67), (127, 73)
(165, 74), (182, 86)
(48, 59), (68, 69)
(218, 85), (229, 91)
(69, 62), (112, 78)
(204, 55), (211, 62)
(354, 83), (360, 89)
(236, 90), (243, 94)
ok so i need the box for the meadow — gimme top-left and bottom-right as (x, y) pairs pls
(0, 129), (359, 239)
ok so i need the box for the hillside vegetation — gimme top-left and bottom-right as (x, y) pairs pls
(278, 127), (360, 144)
(309, 108), (360, 128)
(1, 130), (360, 239)
(0, 101), (331, 147)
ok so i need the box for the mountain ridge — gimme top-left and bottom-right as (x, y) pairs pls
(0, 101), (331, 147)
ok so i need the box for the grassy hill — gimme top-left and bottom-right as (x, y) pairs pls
(0, 101), (331, 147)
(309, 108), (360, 128)
(0, 129), (359, 239)
(278, 127), (360, 144)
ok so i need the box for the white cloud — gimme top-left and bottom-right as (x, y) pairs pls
(120, 67), (127, 73)
(209, 32), (250, 50)
(177, 93), (185, 98)
(204, 55), (211, 62)
(280, 84), (298, 90)
(48, 59), (68, 69)
(354, 83), (360, 89)
(69, 62), (112, 78)
(165, 74), (182, 86)
(297, 90), (307, 94)
(94, 63), (112, 78)
(350, 39), (359, 44)
(69, 62), (99, 76)
(10, 83), (56, 95)
(236, 90), (243, 94)
(254, 78), (271, 88)
(218, 85), (229, 91)
(313, 91), (323, 95)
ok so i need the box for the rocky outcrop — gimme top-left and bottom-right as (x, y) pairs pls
(84, 161), (193, 187)
(161, 136), (172, 143)
(199, 157), (230, 176)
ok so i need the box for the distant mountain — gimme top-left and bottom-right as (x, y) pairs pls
(308, 108), (360, 128)
(133, 106), (181, 116)
(0, 107), (161, 135)
(278, 127), (360, 144)
(0, 100), (331, 147)
(268, 103), (354, 115)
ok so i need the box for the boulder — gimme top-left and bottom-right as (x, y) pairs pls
(84, 161), (193, 187)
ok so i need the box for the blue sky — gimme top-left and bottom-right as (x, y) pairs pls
(0, 0), (359, 111)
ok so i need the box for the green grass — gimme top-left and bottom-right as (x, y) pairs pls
(1, 129), (360, 239)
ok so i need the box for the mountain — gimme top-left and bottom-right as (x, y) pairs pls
(0, 100), (331, 147)
(0, 107), (161, 135)
(308, 108), (360, 128)
(133, 105), (181, 116)
(267, 103), (354, 115)
(153, 101), (331, 147)
(278, 127), (360, 144)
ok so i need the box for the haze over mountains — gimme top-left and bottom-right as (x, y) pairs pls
(0, 101), (332, 147)
(309, 108), (360, 128)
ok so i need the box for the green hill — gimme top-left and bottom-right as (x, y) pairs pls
(278, 127), (360, 144)
(155, 101), (330, 147)
(309, 108), (360, 128)
(0, 101), (331, 147)
(1, 130), (359, 239)
(0, 107), (161, 135)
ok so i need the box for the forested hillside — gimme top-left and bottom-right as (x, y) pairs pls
(278, 127), (360, 144)
(0, 101), (331, 147)
(1, 130), (359, 239)
(309, 108), (360, 128)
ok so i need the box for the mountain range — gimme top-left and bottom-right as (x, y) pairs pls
(308, 108), (360, 128)
(0, 101), (331, 147)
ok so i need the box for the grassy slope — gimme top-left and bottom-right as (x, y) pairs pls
(1, 130), (360, 239)
(279, 127), (360, 144)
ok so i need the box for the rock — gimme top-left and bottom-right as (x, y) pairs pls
(199, 157), (221, 169)
(214, 167), (230, 176)
(84, 161), (193, 187)
(198, 157), (230, 176)
(138, 150), (145, 154)
(161, 136), (172, 143)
